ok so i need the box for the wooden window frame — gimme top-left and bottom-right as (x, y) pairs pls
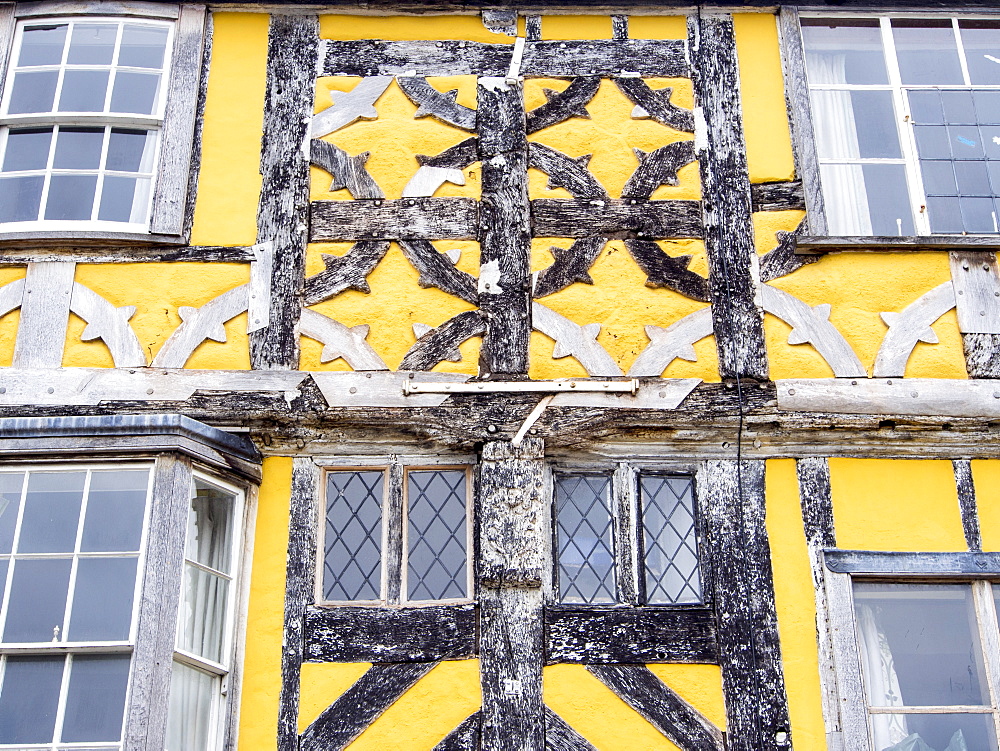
(0, 0), (207, 246)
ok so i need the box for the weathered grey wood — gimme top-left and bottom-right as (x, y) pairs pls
(150, 3), (206, 237)
(311, 198), (478, 241)
(531, 303), (622, 377)
(776, 377), (1000, 418)
(612, 463), (641, 605)
(434, 712), (481, 750)
(0, 277), (22, 320)
(524, 14), (541, 41)
(615, 77), (695, 133)
(15, 0), (177, 18)
(777, 7), (827, 235)
(279, 458), (320, 751)
(528, 143), (607, 199)
(526, 77), (600, 135)
(0, 245), (256, 264)
(304, 604), (476, 662)
(824, 570), (869, 751)
(385, 461), (404, 605)
(419, 138), (480, 170)
(12, 262), (75, 369)
(545, 707), (597, 751)
(826, 549), (1000, 575)
(690, 13), (768, 381)
(397, 75), (477, 131)
(249, 241), (273, 335)
(124, 453), (191, 751)
(953, 459), (982, 552)
(310, 139), (384, 200)
(532, 199), (702, 239)
(874, 281), (956, 378)
(545, 606), (718, 663)
(253, 14), (317, 371)
(69, 281), (146, 367)
(611, 14), (628, 40)
(621, 141), (697, 199)
(627, 307), (715, 377)
(479, 438), (546, 586)
(797, 235), (1000, 253)
(304, 241), (390, 305)
(963, 333), (1000, 378)
(702, 460), (790, 751)
(533, 237), (606, 298)
(796, 457), (835, 550)
(482, 8), (516, 35)
(521, 39), (687, 77)
(299, 309), (389, 370)
(400, 311), (486, 371)
(398, 239), (479, 304)
(0, 3), (14, 104)
(751, 180), (806, 213)
(759, 224), (816, 283)
(311, 76), (392, 138)
(152, 284), (248, 368)
(587, 664), (725, 751)
(299, 662), (437, 751)
(623, 239), (710, 300)
(478, 76), (531, 376)
(950, 251), (1000, 334)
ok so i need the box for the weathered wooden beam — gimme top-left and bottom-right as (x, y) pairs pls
(759, 224), (816, 283)
(545, 707), (597, 751)
(612, 463), (641, 605)
(525, 77), (601, 135)
(825, 550), (1000, 575)
(750, 180), (805, 213)
(776, 378), (1000, 419)
(953, 459), (982, 553)
(623, 239), (710, 300)
(303, 241), (390, 305)
(310, 199), (478, 241)
(690, 12), (768, 381)
(531, 199), (702, 239)
(528, 143), (607, 200)
(545, 606), (718, 663)
(962, 334), (1000, 379)
(0, 245), (256, 264)
(400, 311), (487, 371)
(253, 14), (318, 370)
(478, 77), (531, 376)
(702, 460), (790, 751)
(587, 664), (725, 751)
(434, 712), (481, 750)
(398, 239), (479, 304)
(12, 262), (75, 369)
(532, 237), (606, 298)
(796, 235), (1000, 254)
(303, 604), (477, 662)
(621, 142), (697, 200)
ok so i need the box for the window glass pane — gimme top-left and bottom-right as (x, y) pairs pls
(941, 91), (977, 125)
(914, 125), (952, 160)
(66, 23), (117, 66)
(18, 24), (67, 66)
(973, 90), (1000, 124)
(909, 90), (944, 125)
(98, 176), (151, 223)
(177, 564), (228, 664)
(871, 712), (997, 751)
(58, 70), (109, 112)
(119, 25), (169, 69)
(4, 558), (72, 642)
(892, 20), (964, 85)
(67, 557), (138, 641)
(556, 474), (615, 604)
(188, 479), (235, 574)
(954, 161), (992, 195)
(802, 20), (889, 85)
(811, 90), (901, 160)
(3, 129), (53, 172)
(165, 661), (217, 751)
(19, 471), (85, 553)
(324, 471), (383, 601)
(928, 196), (965, 234)
(110, 71), (160, 115)
(81, 469), (149, 552)
(863, 164), (916, 236)
(106, 129), (156, 173)
(920, 160), (958, 197)
(0, 176), (43, 222)
(7, 70), (58, 114)
(854, 582), (987, 707)
(45, 174), (97, 221)
(0, 472), (24, 554)
(821, 164), (914, 236)
(960, 21), (1000, 86)
(960, 197), (998, 233)
(53, 128), (104, 170)
(951, 125), (987, 160)
(641, 475), (700, 604)
(61, 654), (130, 743)
(407, 469), (468, 601)
(0, 655), (64, 744)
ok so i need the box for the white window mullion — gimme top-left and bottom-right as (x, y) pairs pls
(972, 580), (1000, 743)
(90, 125), (113, 221)
(0, 471), (30, 640)
(953, 18), (973, 88)
(50, 652), (73, 747)
(59, 470), (94, 644)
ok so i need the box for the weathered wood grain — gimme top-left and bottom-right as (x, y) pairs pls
(587, 664), (725, 751)
(531, 303), (622, 377)
(0, 4), (14, 105)
(531, 199), (702, 239)
(303, 604), (476, 662)
(400, 311), (486, 371)
(963, 333), (1000, 378)
(796, 457), (835, 550)
(690, 13), (768, 381)
(398, 239), (479, 304)
(528, 143), (607, 199)
(311, 199), (478, 241)
(627, 308), (715, 377)
(751, 180), (806, 213)
(615, 77), (695, 133)
(759, 223), (816, 283)
(385, 461), (404, 605)
(521, 39), (688, 77)
(545, 606), (718, 663)
(299, 662), (437, 750)
(397, 75), (477, 131)
(612, 464), (641, 604)
(69, 281), (146, 367)
(482, 8), (516, 35)
(874, 281), (956, 378)
(253, 14), (318, 370)
(825, 549), (1000, 575)
(796, 235), (1000, 253)
(434, 712), (482, 750)
(950, 251), (1000, 334)
(611, 14), (629, 39)
(545, 707), (597, 751)
(526, 77), (601, 134)
(478, 76), (531, 376)
(303, 241), (390, 305)
(953, 459), (982, 552)
(623, 239), (710, 300)
(0, 245), (256, 264)
(311, 76), (392, 138)
(524, 15), (541, 41)
(419, 137), (480, 170)
(12, 262), (75, 369)
(533, 237), (606, 297)
(621, 141), (697, 200)
(310, 139), (383, 199)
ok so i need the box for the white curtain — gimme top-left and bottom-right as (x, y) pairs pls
(858, 604), (910, 750)
(165, 661), (216, 750)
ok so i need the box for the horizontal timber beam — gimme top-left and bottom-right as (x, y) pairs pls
(0, 245), (257, 264)
(311, 198), (479, 241)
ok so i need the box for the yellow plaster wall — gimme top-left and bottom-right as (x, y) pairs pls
(829, 458), (966, 552)
(298, 662), (372, 732)
(765, 459), (826, 750)
(628, 16), (687, 40)
(544, 663), (725, 750)
(238, 457), (293, 750)
(971, 460), (1000, 552)
(0, 267), (26, 367)
(540, 15), (612, 40)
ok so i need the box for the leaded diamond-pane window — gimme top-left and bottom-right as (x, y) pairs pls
(323, 471), (384, 602)
(555, 474), (616, 604)
(407, 470), (469, 602)
(641, 475), (701, 605)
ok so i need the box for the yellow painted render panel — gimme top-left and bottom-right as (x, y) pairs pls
(628, 16), (687, 40)
(829, 459), (966, 552)
(189, 12), (269, 246)
(0, 266), (26, 367)
(238, 457), (293, 751)
(540, 15), (613, 40)
(972, 460), (1000, 552)
(644, 664), (727, 731)
(298, 662), (372, 732)
(765, 459), (826, 750)
(320, 15), (514, 42)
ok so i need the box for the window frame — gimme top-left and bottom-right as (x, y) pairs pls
(0, 1), (206, 245)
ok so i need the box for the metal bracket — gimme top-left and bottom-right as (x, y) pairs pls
(403, 378), (640, 396)
(248, 241), (273, 334)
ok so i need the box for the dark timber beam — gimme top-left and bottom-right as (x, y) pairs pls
(953, 459), (983, 552)
(689, 12), (768, 381)
(252, 14), (318, 370)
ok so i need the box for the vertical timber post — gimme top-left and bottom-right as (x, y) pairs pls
(477, 76), (531, 378)
(252, 13), (318, 370)
(478, 438), (547, 750)
(688, 11), (768, 381)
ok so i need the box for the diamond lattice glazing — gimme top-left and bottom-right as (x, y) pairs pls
(556, 474), (616, 604)
(323, 471), (383, 601)
(641, 474), (701, 604)
(407, 470), (468, 601)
